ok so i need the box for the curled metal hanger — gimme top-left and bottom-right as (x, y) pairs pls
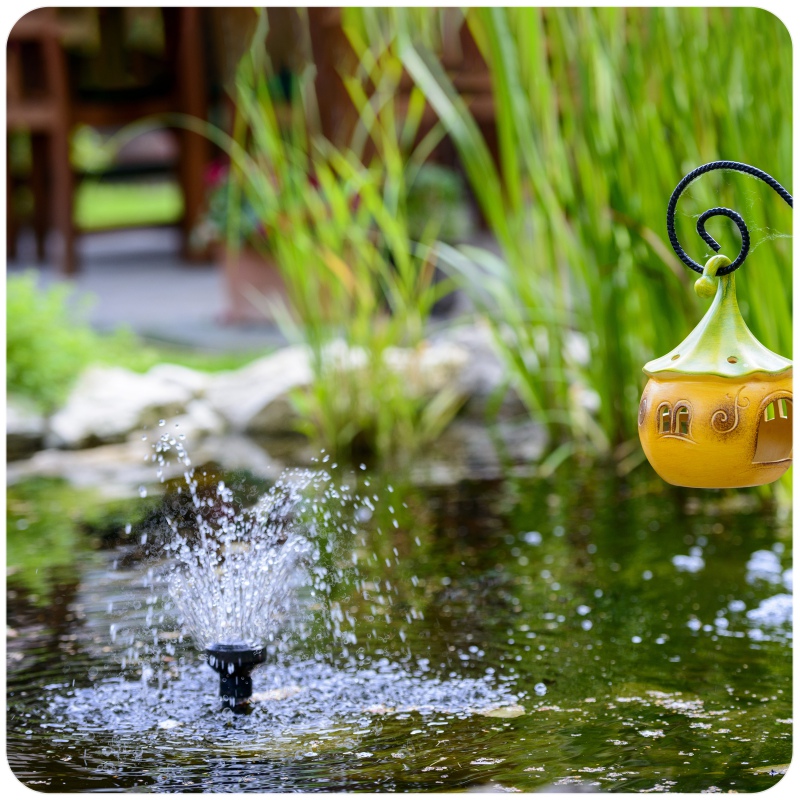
(666, 160), (792, 275)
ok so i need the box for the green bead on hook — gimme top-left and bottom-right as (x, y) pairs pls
(694, 254), (731, 298)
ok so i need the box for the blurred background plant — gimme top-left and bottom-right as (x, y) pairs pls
(190, 160), (271, 254)
(399, 6), (792, 468)
(6, 272), (116, 412)
(6, 271), (260, 412)
(7, 6), (792, 486)
(219, 10), (466, 461)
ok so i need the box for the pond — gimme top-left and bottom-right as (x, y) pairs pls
(6, 450), (792, 793)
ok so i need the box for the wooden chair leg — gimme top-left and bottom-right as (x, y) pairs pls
(7, 155), (19, 261)
(49, 128), (76, 275)
(176, 7), (209, 261)
(177, 127), (208, 261)
(30, 133), (50, 262)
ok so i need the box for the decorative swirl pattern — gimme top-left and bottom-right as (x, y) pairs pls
(711, 390), (750, 434)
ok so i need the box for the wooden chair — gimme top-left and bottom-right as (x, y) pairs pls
(7, 8), (74, 270)
(7, 8), (209, 274)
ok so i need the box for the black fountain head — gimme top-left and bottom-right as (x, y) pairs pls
(205, 642), (266, 711)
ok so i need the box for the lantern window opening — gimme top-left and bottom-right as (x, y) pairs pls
(658, 403), (671, 433)
(754, 397), (792, 465)
(674, 405), (690, 436)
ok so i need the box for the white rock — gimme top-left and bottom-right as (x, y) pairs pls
(322, 339), (368, 371)
(192, 434), (286, 481)
(163, 399), (226, 441)
(431, 322), (526, 418)
(6, 440), (170, 498)
(431, 323), (504, 396)
(384, 341), (469, 397)
(204, 345), (312, 434)
(205, 337), (469, 437)
(7, 397), (46, 460)
(146, 363), (210, 396)
(47, 366), (194, 449)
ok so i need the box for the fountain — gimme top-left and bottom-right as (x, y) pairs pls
(156, 435), (331, 710)
(205, 643), (266, 709)
(145, 433), (513, 719)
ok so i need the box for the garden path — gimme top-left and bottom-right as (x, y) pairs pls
(7, 227), (284, 352)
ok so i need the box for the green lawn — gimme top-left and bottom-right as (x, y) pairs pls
(74, 179), (184, 230)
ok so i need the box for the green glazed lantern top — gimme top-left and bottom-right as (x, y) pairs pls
(644, 255), (792, 379)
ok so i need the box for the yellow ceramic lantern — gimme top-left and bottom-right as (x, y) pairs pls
(639, 161), (792, 489)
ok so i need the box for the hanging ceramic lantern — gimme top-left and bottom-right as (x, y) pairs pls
(638, 161), (793, 488)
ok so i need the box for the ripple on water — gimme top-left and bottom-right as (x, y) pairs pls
(45, 657), (520, 752)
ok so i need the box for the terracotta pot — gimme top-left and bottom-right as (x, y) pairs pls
(216, 245), (288, 324)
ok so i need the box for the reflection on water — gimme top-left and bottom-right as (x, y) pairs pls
(6, 462), (792, 792)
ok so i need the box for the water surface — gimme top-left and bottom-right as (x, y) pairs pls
(7, 465), (792, 792)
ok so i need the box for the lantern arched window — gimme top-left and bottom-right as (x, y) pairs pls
(673, 403), (691, 436)
(753, 397), (792, 465)
(657, 402), (671, 434)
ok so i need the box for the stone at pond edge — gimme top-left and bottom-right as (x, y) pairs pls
(165, 399), (226, 440)
(7, 397), (46, 461)
(146, 363), (211, 396)
(6, 440), (183, 498)
(204, 345), (312, 434)
(204, 339), (472, 436)
(432, 323), (528, 419)
(47, 366), (196, 449)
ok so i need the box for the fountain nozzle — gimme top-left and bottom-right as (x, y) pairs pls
(205, 642), (266, 710)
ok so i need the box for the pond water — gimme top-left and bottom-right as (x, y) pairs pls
(6, 456), (792, 793)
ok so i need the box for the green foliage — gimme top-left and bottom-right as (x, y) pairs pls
(6, 272), (110, 411)
(400, 7), (792, 455)
(223, 9), (463, 462)
(198, 166), (268, 251)
(6, 272), (262, 412)
(405, 163), (471, 243)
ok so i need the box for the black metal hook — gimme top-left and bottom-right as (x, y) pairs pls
(666, 160), (792, 275)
